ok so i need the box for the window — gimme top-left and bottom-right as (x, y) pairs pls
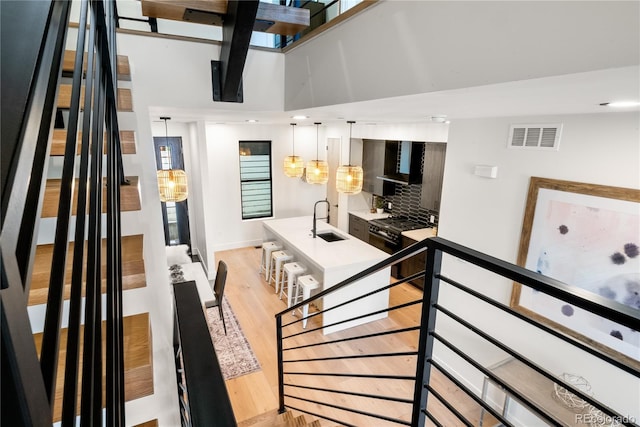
(239, 141), (273, 219)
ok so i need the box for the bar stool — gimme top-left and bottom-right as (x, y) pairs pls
(279, 262), (307, 308)
(269, 250), (293, 294)
(293, 274), (320, 328)
(259, 241), (282, 281)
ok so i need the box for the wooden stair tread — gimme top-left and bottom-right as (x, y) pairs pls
(29, 234), (145, 306)
(41, 176), (141, 218)
(51, 129), (136, 155)
(62, 50), (131, 81)
(140, 0), (309, 36)
(57, 84), (133, 112)
(239, 410), (322, 427)
(132, 420), (158, 427)
(33, 312), (153, 422)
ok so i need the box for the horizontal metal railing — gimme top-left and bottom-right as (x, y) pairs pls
(275, 236), (640, 426)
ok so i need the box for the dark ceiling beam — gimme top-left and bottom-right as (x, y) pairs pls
(217, 0), (258, 102)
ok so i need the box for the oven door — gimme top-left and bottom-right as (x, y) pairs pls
(368, 232), (399, 254)
(368, 232), (400, 276)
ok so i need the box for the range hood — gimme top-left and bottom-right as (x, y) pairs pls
(377, 141), (422, 185)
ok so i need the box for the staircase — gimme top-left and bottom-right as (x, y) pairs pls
(1, 1), (157, 425)
(239, 410), (322, 427)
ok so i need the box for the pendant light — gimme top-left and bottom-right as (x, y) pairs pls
(283, 123), (304, 178)
(306, 122), (329, 184)
(157, 117), (188, 202)
(336, 120), (363, 194)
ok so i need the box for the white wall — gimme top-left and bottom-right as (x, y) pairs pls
(204, 123), (327, 251)
(435, 111), (640, 421)
(284, 1), (639, 110)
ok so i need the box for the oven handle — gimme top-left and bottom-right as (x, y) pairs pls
(368, 230), (398, 246)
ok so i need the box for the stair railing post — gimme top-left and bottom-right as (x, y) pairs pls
(411, 241), (442, 426)
(276, 314), (285, 413)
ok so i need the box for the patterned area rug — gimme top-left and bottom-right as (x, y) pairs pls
(205, 299), (261, 380)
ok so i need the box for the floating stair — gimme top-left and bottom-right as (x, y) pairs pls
(62, 49), (131, 81)
(41, 176), (141, 218)
(238, 409), (322, 427)
(57, 84), (133, 112)
(32, 312), (153, 422)
(29, 234), (145, 306)
(50, 129), (136, 155)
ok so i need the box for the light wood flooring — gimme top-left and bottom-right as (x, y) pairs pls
(217, 246), (494, 426)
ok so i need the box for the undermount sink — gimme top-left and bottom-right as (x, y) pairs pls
(317, 232), (346, 242)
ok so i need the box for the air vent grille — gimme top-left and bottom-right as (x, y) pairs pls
(508, 123), (562, 150)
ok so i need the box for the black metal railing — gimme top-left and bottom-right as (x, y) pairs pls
(172, 280), (237, 427)
(275, 237), (640, 426)
(1, 0), (127, 425)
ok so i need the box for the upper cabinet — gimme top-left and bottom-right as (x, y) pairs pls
(362, 139), (385, 195)
(420, 143), (447, 211)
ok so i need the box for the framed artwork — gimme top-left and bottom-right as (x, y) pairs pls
(510, 177), (640, 368)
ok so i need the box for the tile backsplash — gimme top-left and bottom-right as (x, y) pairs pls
(382, 184), (439, 228)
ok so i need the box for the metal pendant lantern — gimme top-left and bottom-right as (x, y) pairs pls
(306, 122), (329, 184)
(336, 120), (363, 194)
(284, 123), (304, 178)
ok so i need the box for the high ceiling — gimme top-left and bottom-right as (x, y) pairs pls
(153, 65), (639, 126)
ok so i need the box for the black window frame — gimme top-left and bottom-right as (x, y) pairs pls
(239, 140), (273, 220)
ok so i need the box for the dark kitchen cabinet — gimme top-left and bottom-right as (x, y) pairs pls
(348, 214), (369, 243)
(399, 236), (425, 289)
(420, 143), (446, 211)
(362, 139), (385, 195)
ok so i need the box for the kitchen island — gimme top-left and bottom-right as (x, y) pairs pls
(263, 216), (391, 334)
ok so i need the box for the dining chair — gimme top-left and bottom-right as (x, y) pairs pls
(205, 260), (228, 335)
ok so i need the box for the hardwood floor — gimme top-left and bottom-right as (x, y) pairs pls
(216, 246), (493, 426)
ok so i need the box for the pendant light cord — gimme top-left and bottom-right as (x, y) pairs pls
(347, 120), (355, 165)
(315, 122), (321, 159)
(291, 123), (296, 156)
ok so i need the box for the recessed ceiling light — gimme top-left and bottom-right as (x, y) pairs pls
(291, 115), (308, 120)
(599, 101), (640, 108)
(246, 119), (258, 123)
(430, 115), (449, 123)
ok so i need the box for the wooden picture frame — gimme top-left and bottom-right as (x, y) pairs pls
(511, 177), (640, 368)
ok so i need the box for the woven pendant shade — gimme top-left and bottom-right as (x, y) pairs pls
(157, 169), (188, 202)
(306, 122), (329, 184)
(306, 160), (329, 184)
(284, 123), (303, 178)
(283, 155), (304, 178)
(336, 120), (363, 194)
(336, 165), (363, 194)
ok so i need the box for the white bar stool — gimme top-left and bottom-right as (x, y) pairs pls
(259, 241), (282, 281)
(279, 262), (307, 308)
(293, 275), (320, 328)
(269, 250), (293, 294)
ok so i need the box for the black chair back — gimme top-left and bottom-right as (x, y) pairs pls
(213, 260), (228, 300)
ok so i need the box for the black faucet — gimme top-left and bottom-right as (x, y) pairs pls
(312, 199), (330, 238)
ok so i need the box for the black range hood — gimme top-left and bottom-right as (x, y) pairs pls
(377, 141), (423, 185)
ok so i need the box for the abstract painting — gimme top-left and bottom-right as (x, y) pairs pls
(511, 177), (640, 368)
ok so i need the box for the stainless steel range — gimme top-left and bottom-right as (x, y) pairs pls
(368, 216), (424, 254)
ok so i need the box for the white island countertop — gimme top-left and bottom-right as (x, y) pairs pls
(263, 216), (389, 271)
(263, 216), (391, 334)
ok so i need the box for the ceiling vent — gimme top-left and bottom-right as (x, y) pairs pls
(508, 123), (562, 150)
